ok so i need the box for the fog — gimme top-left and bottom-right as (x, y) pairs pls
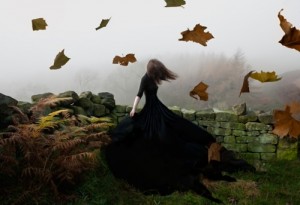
(1, 0), (300, 109)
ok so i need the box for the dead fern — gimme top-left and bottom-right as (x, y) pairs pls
(0, 104), (114, 204)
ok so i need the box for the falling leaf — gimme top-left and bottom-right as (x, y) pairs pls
(32, 18), (48, 31)
(95, 18), (111, 30)
(189, 81), (208, 101)
(208, 143), (222, 162)
(50, 49), (70, 70)
(112, 53), (137, 66)
(239, 71), (254, 96)
(250, 71), (282, 83)
(278, 9), (300, 52)
(272, 103), (300, 139)
(179, 24), (214, 46)
(165, 0), (185, 7)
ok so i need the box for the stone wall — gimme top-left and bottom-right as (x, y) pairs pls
(1, 91), (298, 161)
(111, 104), (299, 162)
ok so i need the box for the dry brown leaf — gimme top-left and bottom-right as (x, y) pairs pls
(112, 53), (137, 66)
(189, 81), (208, 101)
(179, 24), (214, 46)
(50, 49), (70, 70)
(272, 104), (300, 139)
(239, 71), (254, 96)
(164, 0), (185, 7)
(95, 18), (111, 30)
(208, 143), (222, 162)
(278, 9), (300, 52)
(32, 18), (48, 31)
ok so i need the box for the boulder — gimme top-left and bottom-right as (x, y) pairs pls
(31, 92), (54, 102)
(0, 93), (18, 129)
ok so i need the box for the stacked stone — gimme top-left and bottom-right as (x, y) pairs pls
(177, 106), (298, 161)
(1, 90), (298, 161)
(27, 91), (116, 118)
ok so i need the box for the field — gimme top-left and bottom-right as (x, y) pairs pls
(74, 157), (300, 205)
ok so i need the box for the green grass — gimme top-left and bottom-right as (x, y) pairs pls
(70, 155), (300, 205)
(1, 154), (300, 205)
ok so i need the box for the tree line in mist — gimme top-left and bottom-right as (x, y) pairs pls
(6, 51), (297, 112)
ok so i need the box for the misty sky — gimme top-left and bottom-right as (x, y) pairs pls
(1, 0), (300, 101)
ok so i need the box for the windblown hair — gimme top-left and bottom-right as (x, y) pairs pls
(146, 59), (178, 84)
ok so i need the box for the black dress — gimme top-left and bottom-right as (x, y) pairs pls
(111, 73), (215, 146)
(104, 73), (255, 203)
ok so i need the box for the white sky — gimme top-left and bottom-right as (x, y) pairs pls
(0, 0), (300, 99)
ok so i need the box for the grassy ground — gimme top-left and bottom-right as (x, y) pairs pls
(71, 156), (300, 205)
(1, 155), (299, 205)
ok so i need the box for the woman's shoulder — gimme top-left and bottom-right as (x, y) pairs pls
(141, 73), (150, 81)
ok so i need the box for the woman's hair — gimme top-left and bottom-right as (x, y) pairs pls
(146, 59), (178, 84)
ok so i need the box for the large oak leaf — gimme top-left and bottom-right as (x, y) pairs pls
(179, 24), (214, 46)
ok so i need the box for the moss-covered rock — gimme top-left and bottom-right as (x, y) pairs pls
(195, 109), (215, 120)
(258, 113), (274, 124)
(258, 133), (278, 144)
(31, 92), (54, 102)
(168, 106), (182, 117)
(181, 108), (196, 121)
(79, 91), (93, 99)
(238, 111), (258, 123)
(224, 136), (236, 144)
(198, 120), (220, 128)
(215, 112), (238, 122)
(222, 143), (248, 152)
(57, 90), (79, 101)
(245, 122), (271, 131)
(219, 122), (246, 130)
(72, 106), (87, 115)
(247, 143), (276, 153)
(114, 105), (127, 113)
(91, 94), (102, 104)
(93, 104), (106, 117)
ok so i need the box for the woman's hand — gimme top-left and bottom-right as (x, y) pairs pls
(130, 108), (136, 117)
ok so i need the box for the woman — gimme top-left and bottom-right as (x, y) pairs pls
(105, 59), (254, 203)
(111, 59), (215, 146)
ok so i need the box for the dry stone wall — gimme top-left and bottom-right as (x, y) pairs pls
(1, 91), (298, 161)
(112, 104), (299, 162)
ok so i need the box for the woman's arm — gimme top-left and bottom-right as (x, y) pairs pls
(130, 74), (146, 117)
(130, 96), (140, 117)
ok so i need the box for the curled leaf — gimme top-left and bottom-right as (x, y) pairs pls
(179, 24), (214, 46)
(239, 71), (254, 96)
(189, 81), (208, 101)
(113, 53), (137, 66)
(165, 0), (186, 7)
(95, 18), (111, 30)
(250, 71), (282, 83)
(32, 18), (48, 31)
(50, 49), (70, 70)
(278, 9), (300, 52)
